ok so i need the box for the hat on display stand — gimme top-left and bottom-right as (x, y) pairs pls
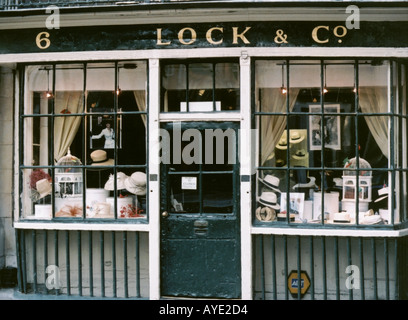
(104, 172), (128, 191)
(276, 136), (288, 150)
(258, 174), (281, 193)
(36, 178), (52, 200)
(289, 130), (305, 144)
(255, 206), (276, 222)
(258, 192), (280, 210)
(292, 149), (308, 160)
(124, 172), (147, 196)
(90, 150), (114, 166)
(88, 150), (114, 171)
(374, 186), (389, 203)
(291, 148), (309, 167)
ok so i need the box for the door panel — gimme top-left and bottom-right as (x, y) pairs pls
(160, 122), (241, 298)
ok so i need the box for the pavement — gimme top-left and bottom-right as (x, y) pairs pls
(0, 286), (61, 300)
(0, 286), (147, 300)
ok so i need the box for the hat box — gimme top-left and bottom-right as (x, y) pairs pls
(106, 196), (137, 216)
(86, 188), (109, 216)
(34, 204), (52, 219)
(313, 192), (339, 220)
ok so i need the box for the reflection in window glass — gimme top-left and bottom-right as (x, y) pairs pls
(169, 175), (200, 214)
(161, 60), (240, 112)
(202, 174), (233, 213)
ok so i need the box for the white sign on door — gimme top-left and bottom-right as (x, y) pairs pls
(181, 177), (197, 190)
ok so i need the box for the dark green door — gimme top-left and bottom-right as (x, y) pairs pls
(160, 121), (241, 299)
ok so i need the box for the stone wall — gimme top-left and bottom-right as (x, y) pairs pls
(0, 66), (16, 272)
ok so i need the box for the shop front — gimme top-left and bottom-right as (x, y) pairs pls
(0, 1), (407, 299)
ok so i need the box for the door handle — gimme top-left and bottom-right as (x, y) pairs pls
(194, 219), (208, 236)
(162, 211), (169, 218)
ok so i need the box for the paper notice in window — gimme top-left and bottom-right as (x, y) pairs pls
(181, 177), (197, 190)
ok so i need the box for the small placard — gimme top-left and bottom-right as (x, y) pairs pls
(181, 177), (197, 190)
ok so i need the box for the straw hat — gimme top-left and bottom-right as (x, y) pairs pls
(90, 150), (114, 166)
(124, 172), (147, 196)
(374, 186), (389, 203)
(255, 206), (276, 221)
(258, 192), (280, 210)
(292, 149), (308, 160)
(289, 131), (305, 144)
(36, 178), (52, 199)
(276, 136), (288, 150)
(258, 174), (281, 193)
(104, 172), (128, 191)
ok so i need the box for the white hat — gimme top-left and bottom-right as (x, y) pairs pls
(276, 136), (288, 150)
(292, 149), (308, 160)
(289, 131), (305, 144)
(90, 150), (114, 166)
(104, 172), (128, 191)
(258, 192), (280, 210)
(374, 186), (389, 203)
(258, 175), (281, 193)
(124, 172), (147, 196)
(36, 178), (52, 199)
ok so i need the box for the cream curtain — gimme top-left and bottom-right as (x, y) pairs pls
(359, 87), (389, 158)
(54, 91), (84, 161)
(133, 90), (147, 126)
(259, 88), (300, 166)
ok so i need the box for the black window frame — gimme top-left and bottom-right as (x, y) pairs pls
(252, 58), (408, 230)
(18, 60), (149, 223)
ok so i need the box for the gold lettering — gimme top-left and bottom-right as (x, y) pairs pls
(206, 27), (224, 45)
(36, 32), (51, 49)
(312, 25), (329, 44)
(334, 25), (347, 44)
(333, 25), (347, 38)
(178, 27), (197, 45)
(156, 28), (171, 45)
(232, 27), (251, 44)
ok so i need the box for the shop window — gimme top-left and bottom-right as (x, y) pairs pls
(254, 59), (407, 227)
(20, 61), (148, 221)
(161, 60), (240, 112)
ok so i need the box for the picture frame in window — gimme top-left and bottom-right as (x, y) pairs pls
(309, 104), (341, 151)
(280, 192), (305, 220)
(89, 108), (122, 149)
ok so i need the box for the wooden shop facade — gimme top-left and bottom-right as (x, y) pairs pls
(0, 0), (407, 300)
